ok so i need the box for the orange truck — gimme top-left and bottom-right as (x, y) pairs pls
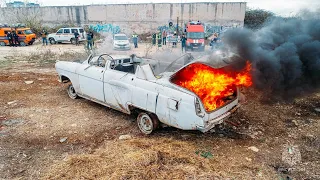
(185, 21), (205, 51)
(0, 27), (36, 46)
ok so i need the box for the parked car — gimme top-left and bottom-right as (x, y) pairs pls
(113, 33), (131, 50)
(0, 27), (36, 46)
(55, 53), (241, 134)
(48, 27), (86, 44)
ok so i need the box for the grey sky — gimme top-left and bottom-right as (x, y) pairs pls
(3, 0), (320, 16)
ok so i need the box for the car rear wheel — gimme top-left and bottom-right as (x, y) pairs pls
(137, 112), (159, 135)
(70, 38), (76, 45)
(67, 84), (78, 99)
(49, 38), (56, 44)
(20, 42), (26, 46)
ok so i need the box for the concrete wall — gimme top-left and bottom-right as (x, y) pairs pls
(0, 2), (246, 34)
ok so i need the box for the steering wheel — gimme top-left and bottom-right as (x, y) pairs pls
(98, 57), (105, 67)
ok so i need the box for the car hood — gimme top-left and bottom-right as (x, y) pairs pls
(47, 33), (56, 37)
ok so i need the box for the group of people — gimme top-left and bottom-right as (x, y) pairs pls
(151, 30), (187, 52)
(6, 31), (20, 47)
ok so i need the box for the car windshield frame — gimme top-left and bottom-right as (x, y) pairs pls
(187, 32), (205, 39)
(114, 36), (128, 40)
(158, 53), (195, 75)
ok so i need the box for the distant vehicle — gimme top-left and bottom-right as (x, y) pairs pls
(185, 21), (205, 51)
(55, 53), (241, 134)
(47, 27), (86, 45)
(0, 27), (36, 46)
(113, 34), (131, 50)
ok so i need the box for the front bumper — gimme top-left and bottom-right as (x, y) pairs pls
(113, 45), (131, 50)
(197, 104), (240, 132)
(29, 38), (36, 43)
(187, 44), (204, 51)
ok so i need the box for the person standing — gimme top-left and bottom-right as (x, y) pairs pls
(162, 30), (167, 45)
(157, 31), (162, 47)
(6, 32), (13, 47)
(41, 30), (48, 46)
(12, 31), (19, 47)
(181, 34), (187, 53)
(89, 32), (94, 46)
(172, 31), (177, 48)
(132, 33), (138, 48)
(86, 32), (93, 50)
(152, 32), (156, 46)
(73, 30), (79, 46)
(210, 33), (218, 50)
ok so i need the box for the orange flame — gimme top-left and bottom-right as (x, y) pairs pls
(171, 62), (252, 111)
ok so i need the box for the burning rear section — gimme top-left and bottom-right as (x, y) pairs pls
(171, 62), (252, 112)
(169, 62), (252, 132)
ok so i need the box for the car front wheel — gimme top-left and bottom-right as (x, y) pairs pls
(49, 38), (56, 44)
(67, 84), (78, 99)
(137, 112), (159, 135)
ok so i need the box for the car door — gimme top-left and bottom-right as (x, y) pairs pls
(77, 56), (105, 102)
(79, 29), (85, 41)
(103, 59), (135, 112)
(62, 28), (71, 42)
(55, 29), (63, 41)
(17, 30), (25, 43)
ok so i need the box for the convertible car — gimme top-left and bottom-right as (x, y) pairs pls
(55, 53), (242, 134)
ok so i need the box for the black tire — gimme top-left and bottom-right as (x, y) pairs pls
(137, 112), (159, 135)
(70, 38), (76, 45)
(49, 38), (56, 44)
(20, 42), (26, 46)
(67, 84), (78, 99)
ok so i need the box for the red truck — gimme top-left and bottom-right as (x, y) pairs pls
(185, 21), (205, 51)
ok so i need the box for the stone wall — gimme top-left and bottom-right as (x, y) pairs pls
(0, 2), (246, 34)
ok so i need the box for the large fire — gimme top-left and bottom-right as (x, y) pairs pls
(171, 62), (252, 112)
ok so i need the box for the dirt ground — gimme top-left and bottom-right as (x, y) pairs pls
(0, 42), (319, 180)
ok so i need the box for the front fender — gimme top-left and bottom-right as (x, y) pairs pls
(55, 61), (81, 94)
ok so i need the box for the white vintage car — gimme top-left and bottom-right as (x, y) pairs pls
(55, 53), (241, 134)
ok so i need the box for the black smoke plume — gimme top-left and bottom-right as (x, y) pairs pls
(221, 14), (320, 99)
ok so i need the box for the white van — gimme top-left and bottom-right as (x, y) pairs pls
(48, 27), (86, 44)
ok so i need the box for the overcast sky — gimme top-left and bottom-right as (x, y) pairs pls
(3, 0), (320, 16)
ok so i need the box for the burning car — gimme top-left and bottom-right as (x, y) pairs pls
(55, 53), (251, 134)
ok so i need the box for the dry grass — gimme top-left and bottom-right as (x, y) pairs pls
(43, 137), (277, 180)
(26, 49), (87, 65)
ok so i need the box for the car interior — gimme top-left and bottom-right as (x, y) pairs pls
(111, 58), (136, 74)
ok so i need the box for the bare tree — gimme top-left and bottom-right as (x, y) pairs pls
(1, 0), (43, 35)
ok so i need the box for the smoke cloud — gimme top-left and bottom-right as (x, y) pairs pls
(220, 13), (320, 99)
